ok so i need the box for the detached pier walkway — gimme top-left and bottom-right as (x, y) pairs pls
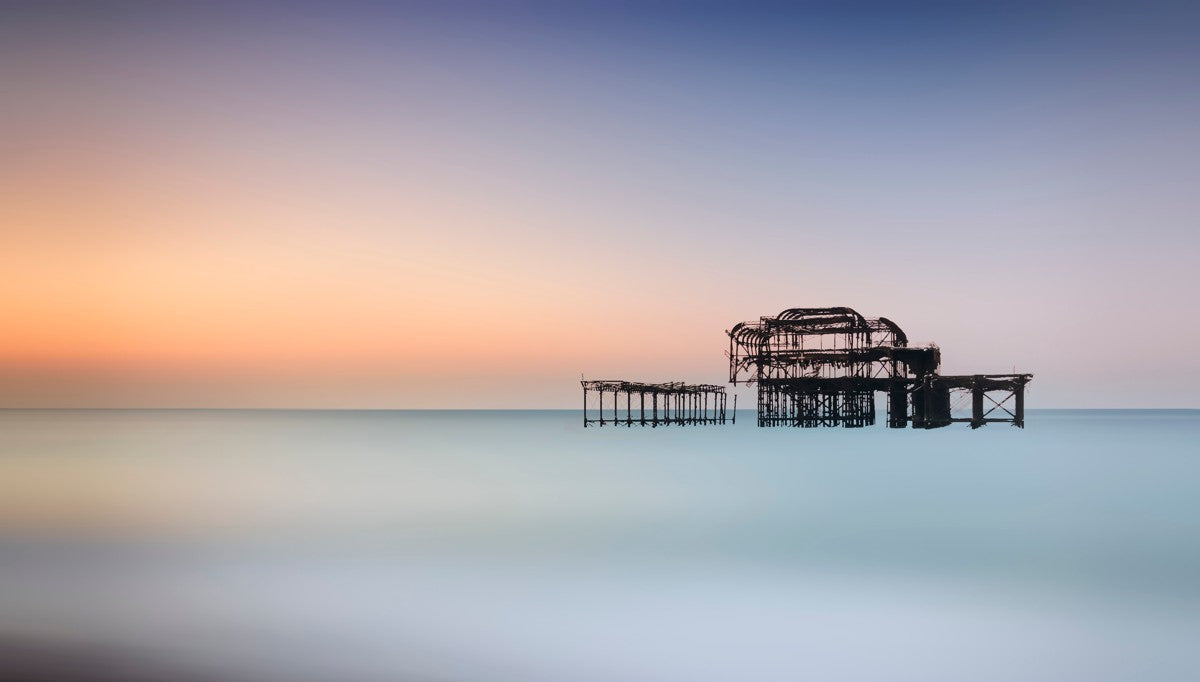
(581, 380), (731, 427)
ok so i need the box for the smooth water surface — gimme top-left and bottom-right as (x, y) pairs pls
(1, 410), (1198, 681)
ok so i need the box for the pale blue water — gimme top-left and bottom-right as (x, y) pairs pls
(1, 409), (1198, 681)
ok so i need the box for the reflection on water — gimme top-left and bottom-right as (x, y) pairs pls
(2, 410), (1199, 681)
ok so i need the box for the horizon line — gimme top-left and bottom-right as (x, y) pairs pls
(1, 407), (1197, 412)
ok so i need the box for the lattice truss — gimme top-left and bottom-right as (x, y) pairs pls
(727, 307), (1030, 429)
(581, 380), (729, 427)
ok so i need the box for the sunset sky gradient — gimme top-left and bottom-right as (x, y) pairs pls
(3, 1), (1198, 407)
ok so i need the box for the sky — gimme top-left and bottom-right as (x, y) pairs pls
(2, 1), (1198, 408)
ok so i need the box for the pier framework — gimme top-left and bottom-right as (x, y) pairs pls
(728, 307), (1030, 428)
(581, 380), (730, 427)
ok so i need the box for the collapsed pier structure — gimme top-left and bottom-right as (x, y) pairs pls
(728, 307), (1030, 428)
(581, 380), (730, 427)
(581, 306), (1030, 429)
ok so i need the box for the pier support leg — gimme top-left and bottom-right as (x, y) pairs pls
(971, 376), (984, 429)
(1014, 384), (1025, 428)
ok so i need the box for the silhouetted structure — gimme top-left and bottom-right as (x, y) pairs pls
(582, 380), (730, 427)
(728, 307), (1030, 428)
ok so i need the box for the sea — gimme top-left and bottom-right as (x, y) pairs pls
(1, 409), (1198, 681)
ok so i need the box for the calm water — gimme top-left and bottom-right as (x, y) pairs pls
(1, 409), (1198, 681)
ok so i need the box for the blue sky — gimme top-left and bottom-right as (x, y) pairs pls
(3, 1), (1198, 406)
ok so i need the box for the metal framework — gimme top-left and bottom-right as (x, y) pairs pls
(728, 307), (1031, 428)
(581, 380), (730, 427)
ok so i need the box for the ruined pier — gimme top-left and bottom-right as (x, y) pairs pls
(581, 380), (730, 427)
(728, 307), (1030, 428)
(582, 306), (1030, 430)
